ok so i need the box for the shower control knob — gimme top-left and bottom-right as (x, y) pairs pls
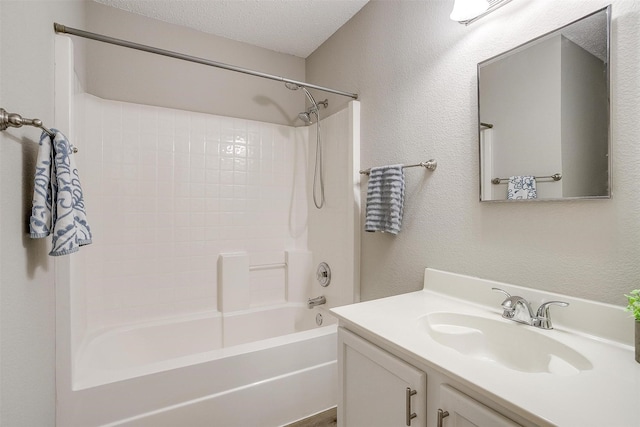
(316, 262), (331, 287)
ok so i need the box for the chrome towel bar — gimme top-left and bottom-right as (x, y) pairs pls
(360, 159), (437, 176)
(491, 173), (562, 184)
(1, 108), (78, 153)
(1, 108), (55, 137)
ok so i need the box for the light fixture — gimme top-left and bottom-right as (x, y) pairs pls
(450, 0), (489, 22)
(450, 0), (513, 25)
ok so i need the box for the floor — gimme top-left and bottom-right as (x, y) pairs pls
(285, 407), (337, 427)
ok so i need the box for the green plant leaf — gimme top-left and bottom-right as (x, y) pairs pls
(625, 289), (640, 321)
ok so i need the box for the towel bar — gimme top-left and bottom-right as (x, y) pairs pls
(360, 159), (437, 176)
(491, 173), (562, 184)
(1, 107), (78, 153)
(1, 108), (55, 137)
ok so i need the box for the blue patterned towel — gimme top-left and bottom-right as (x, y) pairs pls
(364, 165), (405, 235)
(30, 129), (92, 256)
(507, 176), (537, 200)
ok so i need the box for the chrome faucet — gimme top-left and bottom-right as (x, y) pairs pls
(307, 295), (326, 309)
(534, 300), (570, 329)
(492, 288), (568, 330)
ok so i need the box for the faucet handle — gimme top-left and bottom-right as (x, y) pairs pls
(492, 288), (517, 319)
(492, 288), (514, 309)
(492, 287), (511, 299)
(535, 301), (569, 329)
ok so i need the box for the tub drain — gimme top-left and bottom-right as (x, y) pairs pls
(316, 313), (323, 326)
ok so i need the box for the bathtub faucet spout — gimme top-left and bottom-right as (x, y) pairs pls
(307, 295), (326, 309)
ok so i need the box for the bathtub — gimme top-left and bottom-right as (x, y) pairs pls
(62, 304), (338, 427)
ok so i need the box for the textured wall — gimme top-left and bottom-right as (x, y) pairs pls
(0, 2), (85, 426)
(85, 1), (306, 126)
(307, 0), (640, 305)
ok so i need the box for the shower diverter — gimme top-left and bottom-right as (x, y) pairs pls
(317, 262), (331, 287)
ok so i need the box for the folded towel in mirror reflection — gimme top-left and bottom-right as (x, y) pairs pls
(507, 176), (537, 200)
(365, 165), (405, 235)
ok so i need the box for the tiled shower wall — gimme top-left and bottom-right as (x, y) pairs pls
(75, 93), (309, 331)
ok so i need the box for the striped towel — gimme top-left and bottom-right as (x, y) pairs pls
(30, 129), (92, 256)
(364, 165), (405, 235)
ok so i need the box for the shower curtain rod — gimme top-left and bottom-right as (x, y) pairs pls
(53, 23), (359, 100)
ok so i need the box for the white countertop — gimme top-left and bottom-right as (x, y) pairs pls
(331, 269), (640, 427)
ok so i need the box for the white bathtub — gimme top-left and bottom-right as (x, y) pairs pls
(62, 304), (337, 427)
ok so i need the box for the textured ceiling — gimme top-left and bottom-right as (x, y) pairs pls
(562, 8), (608, 62)
(92, 0), (370, 58)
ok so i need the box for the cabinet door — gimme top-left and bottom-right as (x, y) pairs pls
(438, 385), (521, 427)
(338, 327), (427, 427)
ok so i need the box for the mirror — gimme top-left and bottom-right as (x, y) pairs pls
(478, 6), (610, 202)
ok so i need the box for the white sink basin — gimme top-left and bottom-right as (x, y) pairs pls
(418, 312), (592, 376)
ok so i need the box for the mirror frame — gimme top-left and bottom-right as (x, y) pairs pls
(477, 5), (611, 202)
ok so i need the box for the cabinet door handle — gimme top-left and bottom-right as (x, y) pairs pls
(437, 408), (450, 427)
(405, 387), (417, 426)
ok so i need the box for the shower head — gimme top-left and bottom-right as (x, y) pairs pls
(284, 82), (301, 91)
(298, 111), (313, 124)
(284, 83), (317, 109)
(286, 83), (325, 209)
(286, 82), (325, 125)
(298, 105), (320, 125)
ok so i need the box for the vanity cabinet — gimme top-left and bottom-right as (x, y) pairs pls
(338, 327), (523, 427)
(439, 384), (520, 427)
(338, 328), (427, 427)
